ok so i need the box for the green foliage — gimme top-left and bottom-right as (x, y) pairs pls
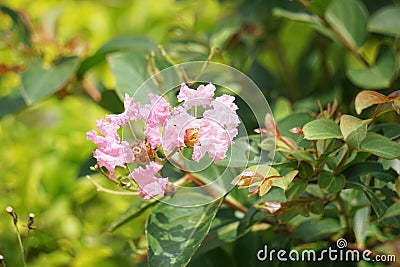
(1, 0), (400, 266)
(147, 199), (223, 267)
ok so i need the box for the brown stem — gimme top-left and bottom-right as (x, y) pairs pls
(333, 145), (351, 175)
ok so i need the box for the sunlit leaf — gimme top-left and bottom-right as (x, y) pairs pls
(355, 90), (389, 114)
(147, 198), (223, 267)
(303, 119), (342, 140)
(258, 179), (273, 197)
(271, 170), (298, 190)
(369, 5), (400, 37)
(339, 115), (368, 149)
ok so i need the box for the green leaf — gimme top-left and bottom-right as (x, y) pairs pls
(360, 132), (400, 159)
(369, 123), (400, 140)
(286, 181), (308, 200)
(346, 181), (386, 219)
(271, 170), (298, 190)
(78, 36), (156, 77)
(0, 5), (32, 48)
(339, 115), (368, 149)
(346, 182), (400, 228)
(369, 6), (400, 37)
(303, 119), (342, 140)
(310, 0), (332, 17)
(306, 184), (325, 199)
(108, 199), (157, 232)
(347, 48), (396, 89)
(325, 0), (368, 49)
(147, 198), (223, 267)
(318, 171), (345, 193)
(353, 206), (370, 248)
(354, 90), (389, 114)
(20, 57), (80, 104)
(381, 202), (400, 220)
(343, 161), (398, 183)
(0, 90), (26, 118)
(107, 51), (149, 99)
(298, 161), (314, 178)
(293, 218), (342, 242)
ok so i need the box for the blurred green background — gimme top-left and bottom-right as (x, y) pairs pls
(1, 0), (399, 266)
(0, 0), (226, 266)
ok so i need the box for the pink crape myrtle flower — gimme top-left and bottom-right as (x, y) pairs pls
(162, 106), (197, 151)
(177, 83), (216, 108)
(192, 120), (232, 162)
(106, 94), (141, 126)
(141, 94), (171, 149)
(203, 94), (240, 142)
(87, 93), (169, 198)
(163, 83), (240, 163)
(128, 162), (168, 200)
(86, 118), (134, 179)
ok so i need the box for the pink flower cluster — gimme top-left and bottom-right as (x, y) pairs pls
(87, 83), (240, 199)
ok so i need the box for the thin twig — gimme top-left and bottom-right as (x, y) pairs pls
(86, 176), (139, 196)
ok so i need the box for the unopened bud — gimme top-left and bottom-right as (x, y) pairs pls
(0, 254), (5, 267)
(5, 206), (17, 226)
(164, 183), (176, 197)
(26, 212), (36, 230)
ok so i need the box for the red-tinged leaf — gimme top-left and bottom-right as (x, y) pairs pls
(278, 136), (298, 150)
(355, 90), (389, 114)
(392, 98), (400, 115)
(259, 179), (273, 197)
(255, 201), (282, 214)
(388, 90), (400, 99)
(264, 113), (278, 136)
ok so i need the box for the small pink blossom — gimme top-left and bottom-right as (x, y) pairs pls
(177, 83), (216, 108)
(192, 120), (231, 162)
(141, 94), (171, 148)
(106, 94), (141, 126)
(141, 94), (170, 126)
(203, 94), (240, 141)
(162, 106), (198, 151)
(86, 124), (134, 179)
(128, 162), (168, 199)
(144, 123), (163, 149)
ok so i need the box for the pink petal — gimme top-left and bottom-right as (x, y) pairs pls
(177, 83), (216, 108)
(192, 119), (231, 162)
(128, 162), (168, 199)
(162, 107), (197, 151)
(142, 94), (170, 126)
